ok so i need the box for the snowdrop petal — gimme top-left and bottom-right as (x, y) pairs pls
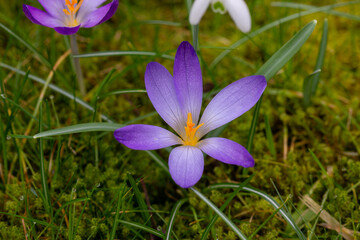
(169, 146), (204, 188)
(198, 75), (266, 137)
(223, 0), (251, 33)
(198, 137), (254, 167)
(114, 124), (182, 150)
(189, 0), (211, 25)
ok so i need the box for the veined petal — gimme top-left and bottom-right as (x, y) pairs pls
(198, 137), (254, 167)
(145, 62), (185, 135)
(38, 0), (66, 20)
(189, 0), (211, 25)
(198, 75), (266, 137)
(223, 0), (251, 33)
(114, 124), (182, 150)
(54, 25), (81, 35)
(78, 0), (119, 27)
(23, 5), (64, 28)
(174, 41), (203, 124)
(169, 146), (204, 188)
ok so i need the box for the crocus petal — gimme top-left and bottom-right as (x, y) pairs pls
(23, 5), (63, 28)
(223, 0), (251, 33)
(198, 137), (254, 167)
(38, 0), (66, 20)
(169, 146), (204, 188)
(174, 41), (203, 124)
(189, 0), (211, 25)
(198, 75), (266, 137)
(78, 0), (119, 27)
(145, 62), (185, 135)
(54, 25), (81, 35)
(114, 124), (182, 150)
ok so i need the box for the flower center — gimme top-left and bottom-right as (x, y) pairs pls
(183, 112), (204, 146)
(211, 0), (227, 14)
(63, 0), (84, 27)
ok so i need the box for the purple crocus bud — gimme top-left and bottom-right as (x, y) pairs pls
(23, 0), (119, 35)
(114, 41), (267, 188)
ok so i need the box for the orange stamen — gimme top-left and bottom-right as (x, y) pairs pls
(183, 112), (204, 146)
(63, 0), (84, 26)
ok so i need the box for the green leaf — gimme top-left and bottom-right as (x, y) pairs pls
(166, 199), (187, 240)
(0, 23), (51, 68)
(117, 220), (165, 238)
(210, 1), (359, 68)
(312, 19), (328, 94)
(207, 184), (306, 240)
(303, 69), (321, 107)
(33, 123), (124, 138)
(127, 174), (151, 226)
(247, 20), (317, 152)
(74, 51), (174, 60)
(0, 63), (113, 123)
(190, 188), (248, 240)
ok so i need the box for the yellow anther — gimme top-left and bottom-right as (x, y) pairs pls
(63, 0), (84, 26)
(183, 112), (204, 146)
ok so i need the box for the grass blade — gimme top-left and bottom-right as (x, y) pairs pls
(127, 174), (151, 226)
(247, 20), (317, 152)
(166, 199), (187, 240)
(210, 1), (358, 68)
(303, 69), (322, 107)
(74, 51), (174, 60)
(311, 19), (328, 94)
(0, 23), (51, 68)
(190, 187), (248, 240)
(117, 220), (165, 238)
(110, 183), (126, 240)
(207, 184), (306, 240)
(33, 123), (124, 138)
(0, 62), (113, 122)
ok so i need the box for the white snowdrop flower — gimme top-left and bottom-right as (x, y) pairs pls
(189, 0), (251, 33)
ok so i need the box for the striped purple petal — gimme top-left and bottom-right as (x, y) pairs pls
(198, 137), (254, 168)
(174, 41), (203, 125)
(198, 75), (266, 137)
(169, 146), (204, 188)
(114, 124), (182, 150)
(23, 5), (63, 28)
(145, 62), (185, 135)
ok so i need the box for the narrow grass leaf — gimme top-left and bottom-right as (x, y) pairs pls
(0, 23), (51, 68)
(127, 174), (152, 226)
(303, 69), (321, 107)
(145, 150), (170, 175)
(207, 184), (306, 240)
(91, 68), (116, 106)
(272, 2), (360, 21)
(190, 187), (248, 240)
(74, 51), (174, 60)
(0, 63), (113, 122)
(311, 19), (328, 94)
(201, 175), (254, 240)
(33, 123), (124, 138)
(99, 89), (147, 100)
(247, 20), (317, 152)
(210, 1), (358, 68)
(117, 220), (165, 238)
(110, 183), (126, 240)
(54, 198), (89, 219)
(166, 199), (187, 240)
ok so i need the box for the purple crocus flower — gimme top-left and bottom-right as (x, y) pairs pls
(23, 0), (119, 35)
(114, 41), (267, 188)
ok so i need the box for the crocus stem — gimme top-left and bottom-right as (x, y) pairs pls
(70, 34), (86, 96)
